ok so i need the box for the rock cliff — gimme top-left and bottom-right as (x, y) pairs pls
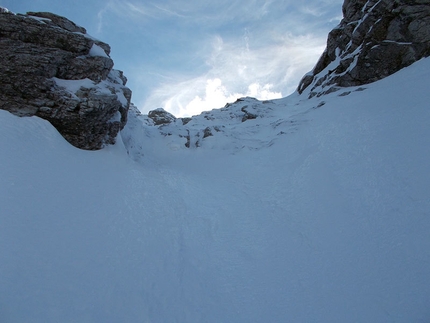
(298, 0), (430, 97)
(0, 10), (131, 150)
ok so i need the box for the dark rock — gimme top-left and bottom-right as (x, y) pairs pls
(148, 108), (176, 125)
(0, 11), (131, 150)
(338, 91), (351, 96)
(181, 117), (192, 125)
(298, 0), (430, 97)
(26, 11), (87, 34)
(203, 127), (213, 138)
(185, 130), (191, 148)
(241, 106), (258, 122)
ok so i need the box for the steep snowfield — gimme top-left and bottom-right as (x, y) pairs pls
(1, 58), (430, 322)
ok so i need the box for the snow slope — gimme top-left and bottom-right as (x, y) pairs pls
(1, 58), (430, 322)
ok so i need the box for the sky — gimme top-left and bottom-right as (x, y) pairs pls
(1, 0), (343, 116)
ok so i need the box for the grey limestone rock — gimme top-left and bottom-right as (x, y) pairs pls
(298, 0), (430, 97)
(148, 108), (177, 125)
(0, 10), (131, 150)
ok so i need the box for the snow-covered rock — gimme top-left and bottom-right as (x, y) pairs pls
(298, 0), (430, 97)
(0, 11), (131, 150)
(121, 95), (322, 155)
(148, 108), (177, 125)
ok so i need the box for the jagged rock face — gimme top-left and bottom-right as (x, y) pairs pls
(298, 0), (430, 97)
(0, 11), (131, 150)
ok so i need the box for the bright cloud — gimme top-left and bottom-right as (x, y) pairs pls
(140, 32), (327, 117)
(175, 79), (282, 117)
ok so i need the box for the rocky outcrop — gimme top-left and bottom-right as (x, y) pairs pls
(298, 0), (430, 97)
(148, 108), (177, 126)
(0, 10), (131, 150)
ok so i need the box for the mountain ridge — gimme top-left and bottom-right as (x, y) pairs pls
(1, 0), (430, 151)
(121, 0), (430, 155)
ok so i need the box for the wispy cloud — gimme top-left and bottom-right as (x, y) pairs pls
(125, 2), (151, 16)
(152, 4), (188, 18)
(96, 0), (185, 33)
(97, 1), (140, 34)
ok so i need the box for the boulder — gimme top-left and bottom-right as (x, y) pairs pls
(297, 0), (430, 97)
(148, 108), (177, 125)
(0, 11), (131, 150)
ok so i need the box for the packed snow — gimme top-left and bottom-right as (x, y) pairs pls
(1, 58), (430, 322)
(89, 43), (109, 58)
(52, 70), (129, 108)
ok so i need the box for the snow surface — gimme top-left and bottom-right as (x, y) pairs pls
(26, 15), (51, 24)
(52, 72), (128, 108)
(89, 44), (109, 58)
(1, 58), (430, 322)
(52, 77), (96, 95)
